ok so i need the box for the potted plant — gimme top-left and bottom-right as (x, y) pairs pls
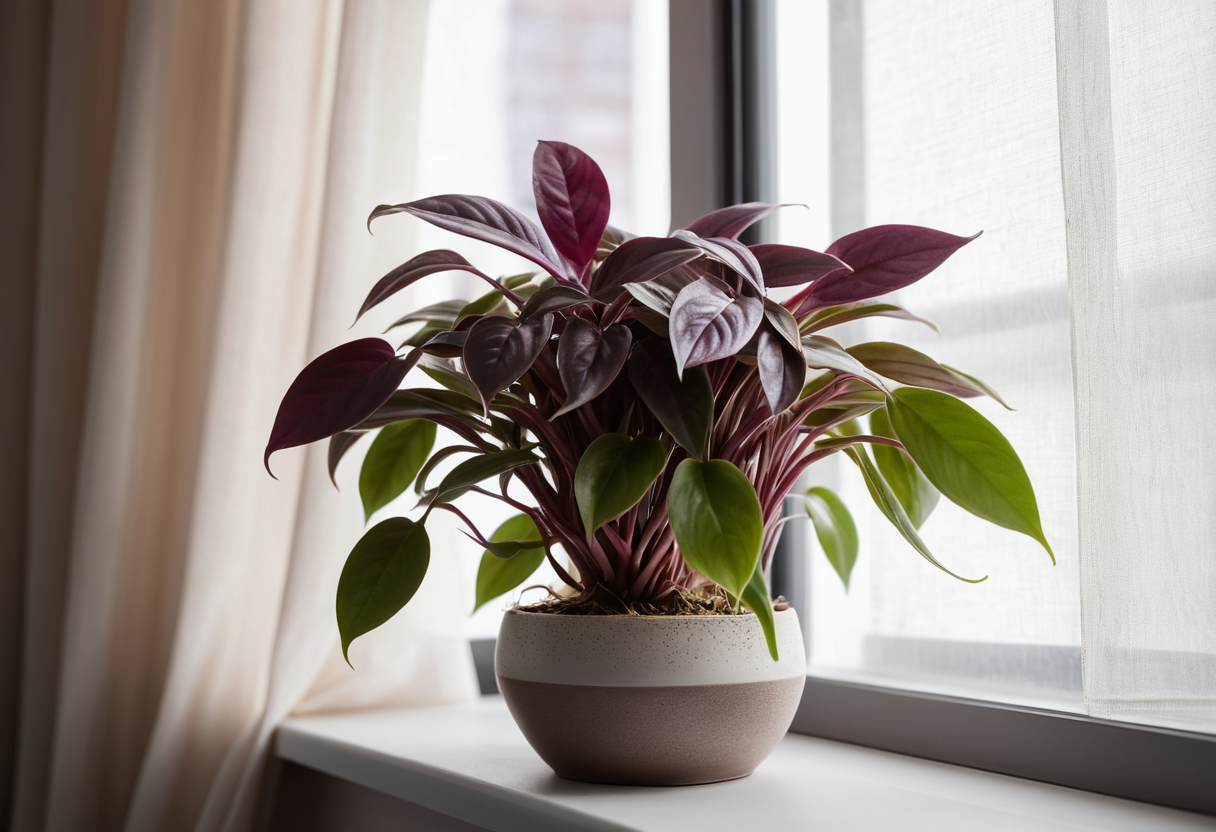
(265, 141), (1052, 786)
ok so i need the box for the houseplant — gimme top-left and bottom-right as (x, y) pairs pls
(265, 141), (1052, 784)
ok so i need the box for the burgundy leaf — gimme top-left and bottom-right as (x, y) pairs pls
(369, 195), (572, 282)
(682, 202), (794, 240)
(670, 230), (765, 293)
(590, 236), (703, 298)
(355, 250), (499, 323)
(327, 431), (364, 487)
(668, 278), (763, 376)
(750, 243), (849, 288)
(554, 319), (633, 417)
(520, 285), (591, 321)
(463, 314), (554, 411)
(418, 330), (468, 358)
(804, 224), (979, 308)
(532, 141), (611, 276)
(757, 324), (806, 416)
(627, 338), (715, 460)
(762, 298), (801, 352)
(265, 339), (419, 475)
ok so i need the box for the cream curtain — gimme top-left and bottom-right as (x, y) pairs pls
(3, 1), (477, 830)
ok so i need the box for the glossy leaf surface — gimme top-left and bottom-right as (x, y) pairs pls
(327, 431), (363, 487)
(265, 339), (417, 475)
(750, 243), (848, 288)
(555, 319), (632, 417)
(431, 449), (540, 504)
(886, 387), (1053, 560)
(682, 202), (787, 240)
(869, 407), (939, 529)
(848, 342), (1008, 407)
(532, 141), (611, 274)
(670, 230), (765, 293)
(473, 514), (545, 612)
(804, 486), (859, 590)
(356, 250), (493, 323)
(757, 322), (805, 415)
(669, 278), (763, 375)
(520, 285), (590, 321)
(668, 458), (763, 599)
(358, 420), (437, 520)
(799, 301), (938, 333)
(463, 314), (554, 410)
(627, 338), (714, 460)
(336, 517), (430, 664)
(575, 433), (667, 543)
(590, 236), (702, 297)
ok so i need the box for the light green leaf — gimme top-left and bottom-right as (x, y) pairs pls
(869, 407), (939, 529)
(804, 486), (859, 590)
(336, 517), (430, 666)
(740, 563), (779, 661)
(431, 449), (539, 504)
(575, 434), (668, 544)
(474, 514), (546, 612)
(668, 459), (763, 598)
(843, 445), (986, 583)
(359, 420), (437, 520)
(941, 364), (1013, 410)
(886, 387), (1053, 561)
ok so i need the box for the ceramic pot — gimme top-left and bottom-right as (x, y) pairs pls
(495, 608), (806, 786)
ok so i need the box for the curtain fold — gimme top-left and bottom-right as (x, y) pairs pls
(7, 0), (475, 830)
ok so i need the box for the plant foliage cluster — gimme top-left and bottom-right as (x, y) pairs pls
(265, 142), (1052, 662)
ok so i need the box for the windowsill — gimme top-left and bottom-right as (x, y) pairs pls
(275, 696), (1215, 832)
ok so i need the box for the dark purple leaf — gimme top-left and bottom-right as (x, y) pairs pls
(589, 236), (702, 298)
(357, 388), (484, 430)
(554, 319), (633, 417)
(463, 314), (554, 411)
(265, 339), (419, 475)
(804, 224), (979, 308)
(532, 141), (611, 275)
(762, 298), (801, 352)
(670, 230), (765, 293)
(327, 431), (365, 487)
(628, 338), (714, 460)
(668, 278), (763, 375)
(749, 243), (849, 288)
(417, 330), (468, 358)
(369, 195), (572, 281)
(682, 202), (793, 240)
(757, 325), (805, 416)
(355, 250), (499, 323)
(520, 285), (591, 321)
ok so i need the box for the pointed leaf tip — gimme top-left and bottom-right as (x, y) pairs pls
(532, 141), (611, 276)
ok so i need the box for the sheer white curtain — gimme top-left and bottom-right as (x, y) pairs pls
(6, 1), (477, 831)
(778, 0), (1215, 731)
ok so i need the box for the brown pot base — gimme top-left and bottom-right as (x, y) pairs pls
(497, 675), (806, 786)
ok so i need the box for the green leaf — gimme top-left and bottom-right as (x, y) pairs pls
(575, 434), (668, 544)
(431, 449), (539, 504)
(869, 408), (939, 529)
(359, 420), (437, 520)
(804, 487), (859, 590)
(886, 387), (1053, 561)
(740, 562), (779, 661)
(843, 445), (985, 583)
(668, 459), (762, 598)
(473, 514), (545, 612)
(336, 517), (430, 666)
(941, 363), (1013, 410)
(384, 299), (466, 332)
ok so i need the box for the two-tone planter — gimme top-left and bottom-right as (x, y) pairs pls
(495, 608), (806, 786)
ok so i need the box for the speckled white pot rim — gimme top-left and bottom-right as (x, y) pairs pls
(495, 607), (806, 687)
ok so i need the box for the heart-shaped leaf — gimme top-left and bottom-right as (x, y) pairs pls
(842, 445), (985, 582)
(358, 420), (437, 520)
(520, 285), (591, 321)
(628, 338), (715, 460)
(804, 224), (978, 308)
(869, 407), (939, 529)
(369, 195), (571, 281)
(750, 243), (848, 288)
(463, 314), (554, 411)
(336, 517), (430, 665)
(668, 458), (763, 598)
(670, 230), (765, 293)
(355, 250), (497, 323)
(327, 431), (364, 487)
(682, 202), (791, 240)
(886, 387), (1052, 560)
(431, 449), (540, 504)
(740, 563), (779, 661)
(590, 236), (703, 298)
(804, 486), (859, 590)
(575, 433), (668, 543)
(799, 300), (938, 332)
(265, 339), (419, 475)
(555, 319), (632, 417)
(847, 342), (1009, 408)
(532, 141), (611, 275)
(473, 514), (546, 612)
(669, 278), (763, 375)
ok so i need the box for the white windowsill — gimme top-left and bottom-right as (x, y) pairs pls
(276, 696), (1215, 832)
